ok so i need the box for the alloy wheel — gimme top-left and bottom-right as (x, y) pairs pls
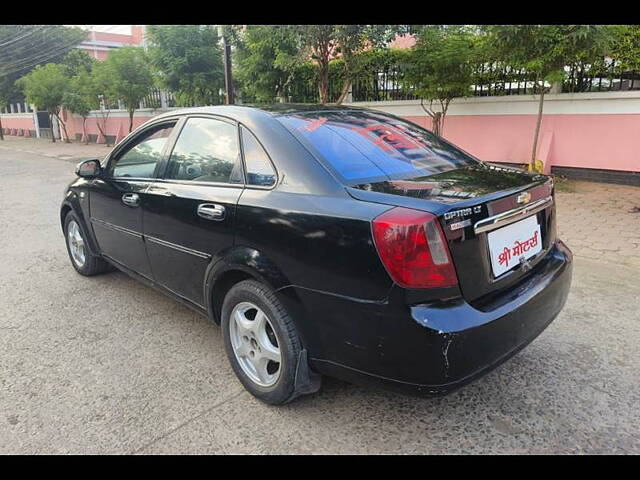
(67, 220), (86, 268)
(229, 301), (282, 387)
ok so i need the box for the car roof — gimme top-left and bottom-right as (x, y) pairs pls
(151, 103), (373, 123)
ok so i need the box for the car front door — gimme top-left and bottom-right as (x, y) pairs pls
(142, 116), (245, 308)
(88, 120), (178, 279)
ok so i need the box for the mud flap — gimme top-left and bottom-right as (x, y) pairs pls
(291, 348), (321, 400)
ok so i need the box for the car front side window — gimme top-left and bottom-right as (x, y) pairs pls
(111, 123), (175, 179)
(164, 117), (243, 185)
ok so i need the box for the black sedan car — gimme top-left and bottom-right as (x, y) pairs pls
(60, 105), (573, 404)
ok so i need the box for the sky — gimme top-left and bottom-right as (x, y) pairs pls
(67, 25), (133, 35)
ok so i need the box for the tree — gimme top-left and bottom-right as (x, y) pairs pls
(59, 49), (98, 143)
(100, 47), (154, 132)
(62, 70), (98, 143)
(333, 25), (401, 105)
(61, 49), (95, 77)
(147, 25), (224, 107)
(232, 25), (302, 103)
(404, 25), (480, 137)
(16, 63), (71, 143)
(89, 60), (116, 145)
(484, 25), (611, 169)
(232, 25), (401, 105)
(609, 25), (640, 73)
(295, 25), (338, 104)
(290, 25), (406, 105)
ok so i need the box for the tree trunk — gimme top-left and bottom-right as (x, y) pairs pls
(420, 98), (443, 137)
(335, 79), (351, 105)
(530, 84), (546, 168)
(439, 100), (450, 138)
(0, 116), (4, 141)
(97, 118), (106, 141)
(56, 111), (71, 143)
(129, 109), (134, 133)
(96, 109), (111, 146)
(49, 112), (56, 143)
(432, 112), (442, 137)
(318, 60), (329, 104)
(82, 117), (87, 144)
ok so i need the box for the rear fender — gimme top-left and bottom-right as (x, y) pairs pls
(204, 246), (293, 322)
(203, 246), (324, 359)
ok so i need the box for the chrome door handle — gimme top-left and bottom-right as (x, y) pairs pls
(197, 203), (225, 221)
(122, 192), (140, 207)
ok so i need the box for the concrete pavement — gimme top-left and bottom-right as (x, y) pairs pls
(0, 147), (638, 454)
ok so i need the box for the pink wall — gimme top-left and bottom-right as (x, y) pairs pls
(1, 111), (154, 142)
(65, 113), (151, 140)
(0, 115), (35, 135)
(90, 31), (137, 44)
(405, 114), (640, 172)
(3, 105), (639, 174)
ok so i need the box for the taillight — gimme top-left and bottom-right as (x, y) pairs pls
(372, 207), (458, 289)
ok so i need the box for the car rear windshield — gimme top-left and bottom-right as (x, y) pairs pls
(276, 110), (480, 185)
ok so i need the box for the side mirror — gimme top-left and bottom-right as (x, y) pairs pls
(76, 159), (102, 178)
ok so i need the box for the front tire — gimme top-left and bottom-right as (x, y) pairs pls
(221, 279), (313, 405)
(64, 211), (110, 276)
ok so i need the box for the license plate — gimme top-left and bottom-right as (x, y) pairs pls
(487, 215), (542, 277)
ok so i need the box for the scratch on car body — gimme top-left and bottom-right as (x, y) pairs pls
(442, 334), (455, 379)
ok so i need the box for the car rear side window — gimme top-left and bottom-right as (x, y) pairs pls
(165, 117), (243, 184)
(277, 111), (479, 184)
(240, 126), (276, 187)
(112, 123), (175, 178)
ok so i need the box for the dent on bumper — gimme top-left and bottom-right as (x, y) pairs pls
(312, 241), (573, 395)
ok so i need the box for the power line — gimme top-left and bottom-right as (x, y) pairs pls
(0, 36), (81, 70)
(0, 26), (67, 64)
(0, 25), (32, 45)
(0, 25), (137, 79)
(0, 25), (50, 49)
(0, 39), (86, 78)
(0, 27), (85, 68)
(0, 26), (58, 62)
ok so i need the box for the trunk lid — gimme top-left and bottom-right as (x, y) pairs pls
(348, 163), (556, 304)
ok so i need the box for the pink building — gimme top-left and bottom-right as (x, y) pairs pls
(77, 26), (146, 60)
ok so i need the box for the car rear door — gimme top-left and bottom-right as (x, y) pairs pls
(142, 115), (245, 308)
(88, 119), (178, 279)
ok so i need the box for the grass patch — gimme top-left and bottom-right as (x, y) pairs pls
(553, 175), (577, 193)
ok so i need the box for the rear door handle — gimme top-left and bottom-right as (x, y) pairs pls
(122, 193), (140, 207)
(197, 203), (225, 221)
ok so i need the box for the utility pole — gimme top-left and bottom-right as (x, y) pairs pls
(218, 25), (234, 105)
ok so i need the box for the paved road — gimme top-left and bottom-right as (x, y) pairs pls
(1, 150), (639, 454)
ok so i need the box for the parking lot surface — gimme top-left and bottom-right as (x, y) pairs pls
(0, 144), (639, 454)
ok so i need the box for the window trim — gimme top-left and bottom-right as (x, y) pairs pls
(238, 122), (279, 191)
(106, 117), (182, 181)
(157, 114), (246, 187)
(141, 177), (246, 190)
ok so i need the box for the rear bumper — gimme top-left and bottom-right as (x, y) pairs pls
(299, 240), (573, 396)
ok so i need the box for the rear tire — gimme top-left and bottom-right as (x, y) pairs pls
(64, 211), (110, 276)
(221, 279), (315, 405)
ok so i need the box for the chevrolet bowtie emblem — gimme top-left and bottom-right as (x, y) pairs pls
(517, 192), (532, 204)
